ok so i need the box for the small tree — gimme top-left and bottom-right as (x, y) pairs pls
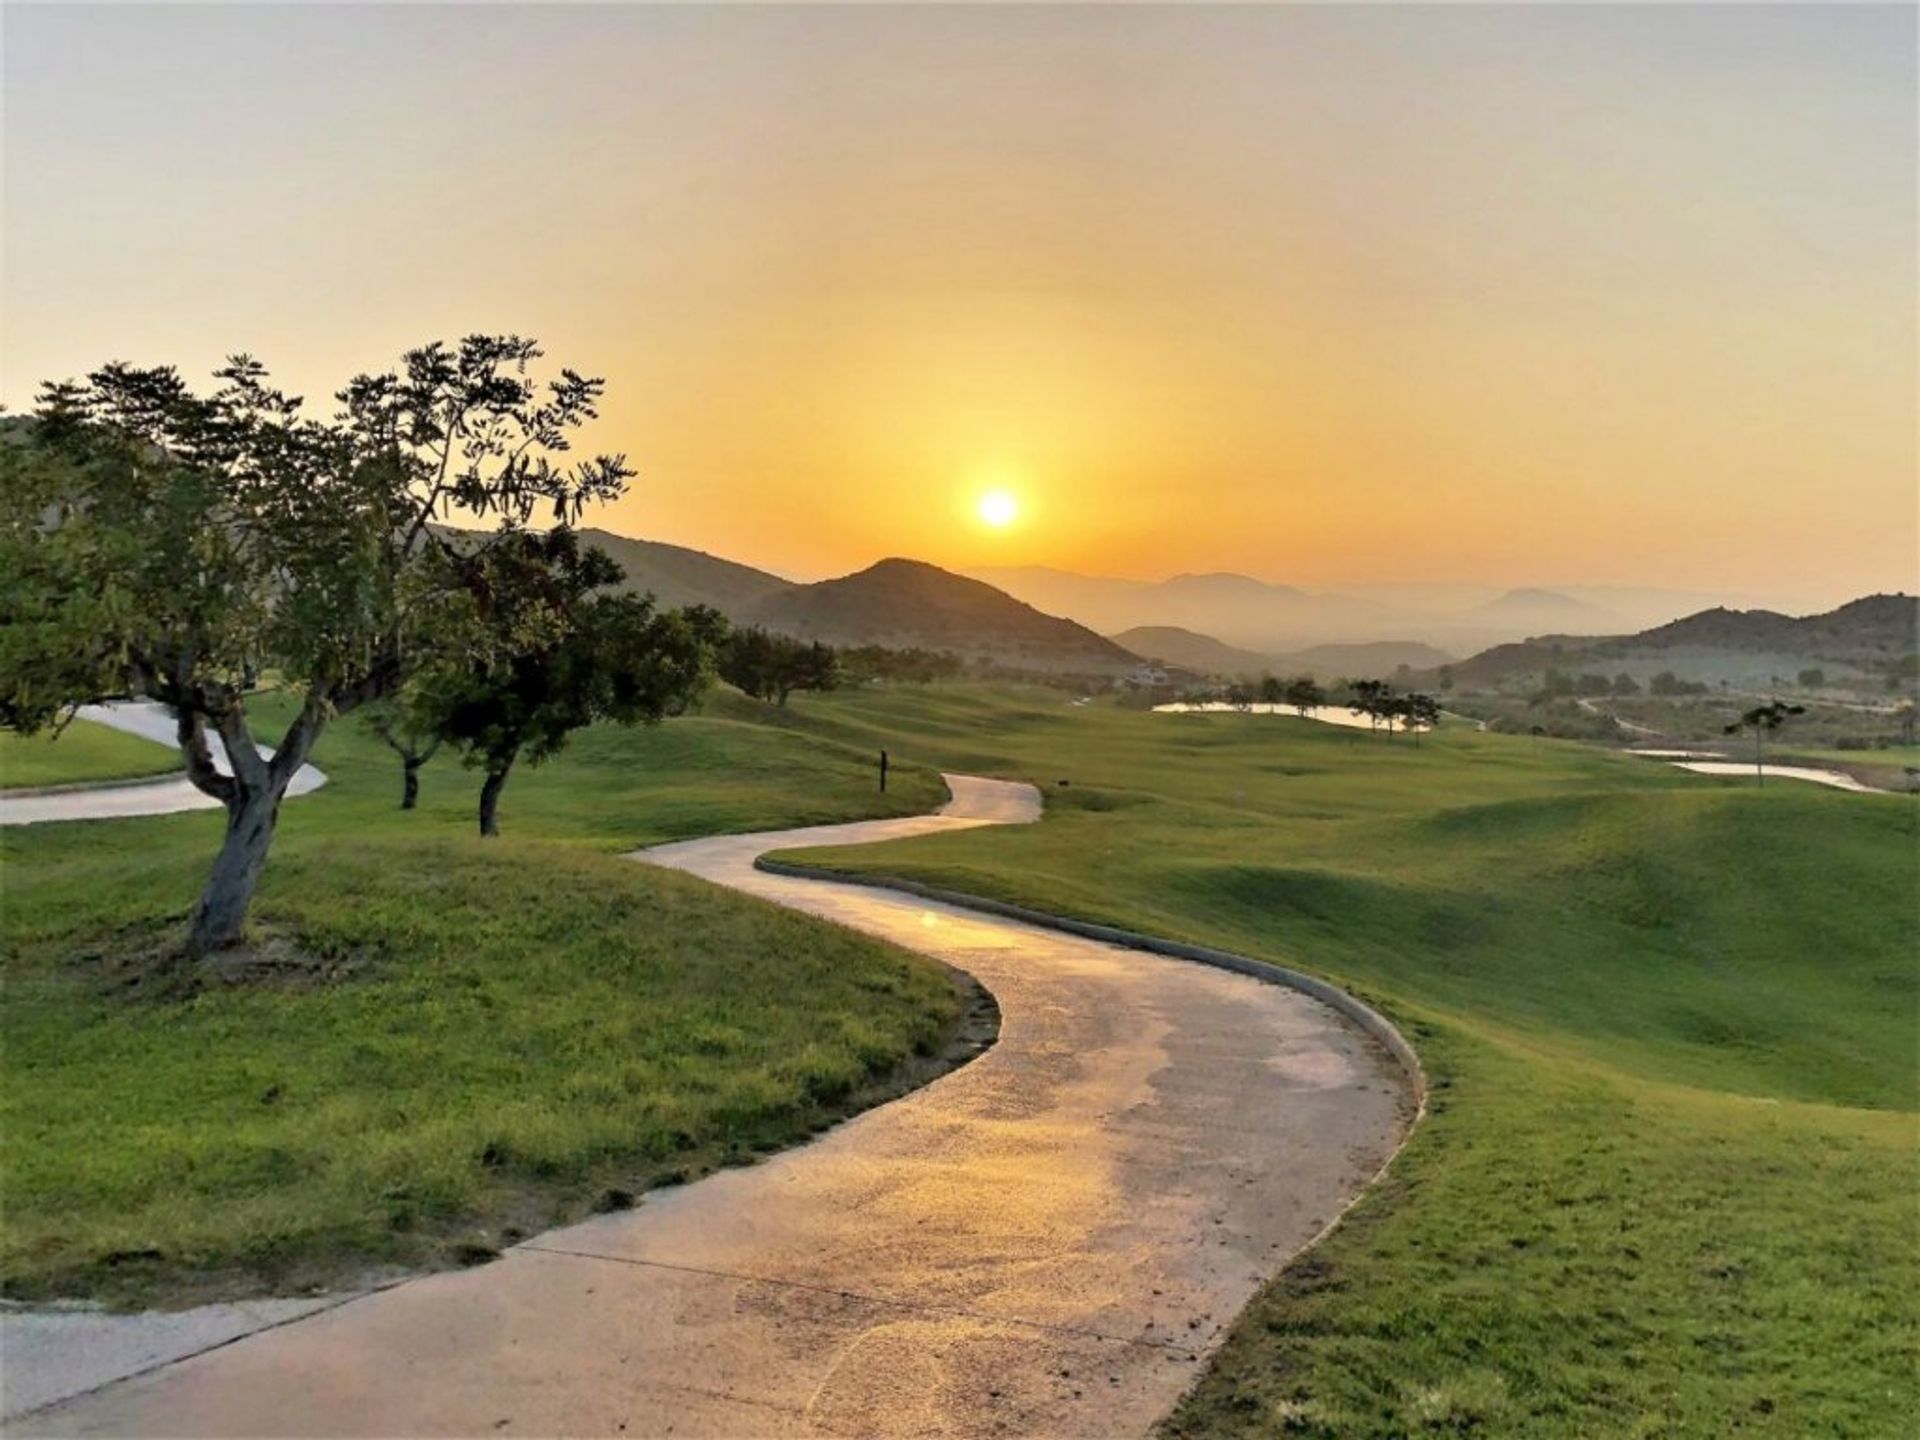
(0, 338), (628, 954)
(1257, 674), (1284, 707)
(1797, 668), (1825, 690)
(1402, 691), (1443, 745)
(1283, 675), (1326, 717)
(1612, 672), (1641, 697)
(1349, 678), (1392, 734)
(720, 627), (840, 707)
(1723, 700), (1805, 787)
(427, 529), (723, 836)
(361, 691), (445, 811)
(1225, 681), (1255, 712)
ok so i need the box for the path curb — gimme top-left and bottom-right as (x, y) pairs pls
(0, 769), (187, 800)
(753, 856), (1428, 1109)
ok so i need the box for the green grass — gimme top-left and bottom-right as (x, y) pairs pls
(4, 681), (1914, 1431)
(0, 717), (180, 789)
(758, 685), (1918, 1436)
(0, 689), (954, 1305)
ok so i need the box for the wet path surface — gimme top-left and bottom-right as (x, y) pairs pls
(0, 702), (325, 826)
(20, 777), (1409, 1438)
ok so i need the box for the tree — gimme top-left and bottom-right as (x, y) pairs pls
(1257, 674), (1285, 707)
(1797, 668), (1825, 690)
(1723, 700), (1805, 787)
(720, 627), (841, 706)
(1225, 681), (1255, 712)
(427, 529), (723, 836)
(0, 339), (630, 954)
(1282, 675), (1326, 717)
(1349, 679), (1393, 734)
(1401, 691), (1443, 744)
(362, 691), (444, 811)
(1611, 673), (1641, 697)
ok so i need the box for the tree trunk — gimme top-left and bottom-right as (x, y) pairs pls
(188, 784), (283, 954)
(402, 757), (422, 810)
(479, 759), (514, 837)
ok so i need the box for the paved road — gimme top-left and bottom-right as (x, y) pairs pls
(19, 776), (1409, 1438)
(0, 702), (326, 826)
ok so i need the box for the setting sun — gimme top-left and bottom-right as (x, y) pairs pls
(978, 490), (1019, 529)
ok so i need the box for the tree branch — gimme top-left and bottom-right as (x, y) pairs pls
(176, 708), (238, 806)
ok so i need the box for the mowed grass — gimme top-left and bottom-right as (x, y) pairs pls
(762, 685), (1918, 1437)
(0, 689), (953, 1305)
(0, 717), (180, 790)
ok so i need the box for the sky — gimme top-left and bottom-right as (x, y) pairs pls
(4, 3), (1914, 606)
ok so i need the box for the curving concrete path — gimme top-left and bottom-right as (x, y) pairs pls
(0, 702), (326, 826)
(16, 776), (1410, 1438)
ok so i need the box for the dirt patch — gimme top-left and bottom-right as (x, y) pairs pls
(67, 922), (376, 1004)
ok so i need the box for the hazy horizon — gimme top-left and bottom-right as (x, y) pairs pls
(6, 3), (1915, 605)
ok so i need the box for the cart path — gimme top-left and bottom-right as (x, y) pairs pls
(0, 702), (325, 826)
(21, 776), (1411, 1438)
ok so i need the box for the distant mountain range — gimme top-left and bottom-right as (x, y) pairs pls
(570, 531), (1138, 676)
(1109, 626), (1454, 680)
(507, 526), (1906, 691)
(969, 566), (1688, 653)
(1436, 594), (1919, 692)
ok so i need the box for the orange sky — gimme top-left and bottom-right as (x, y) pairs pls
(3, 4), (1914, 604)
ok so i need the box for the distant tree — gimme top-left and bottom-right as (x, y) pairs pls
(1611, 673), (1641, 697)
(1349, 678), (1393, 734)
(1650, 670), (1708, 697)
(838, 645), (963, 686)
(1897, 703), (1917, 747)
(1797, 668), (1825, 689)
(1576, 673), (1611, 697)
(362, 691), (444, 811)
(1436, 665), (1455, 693)
(1538, 668), (1576, 699)
(1283, 675), (1326, 717)
(0, 337), (628, 954)
(1257, 674), (1285, 707)
(1401, 691), (1443, 744)
(426, 529), (723, 836)
(1723, 700), (1806, 788)
(1225, 681), (1255, 712)
(721, 627), (841, 706)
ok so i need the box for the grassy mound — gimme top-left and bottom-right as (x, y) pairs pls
(769, 685), (1918, 1436)
(0, 717), (180, 790)
(1, 691), (957, 1305)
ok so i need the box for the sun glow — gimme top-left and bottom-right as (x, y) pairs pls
(978, 489), (1019, 529)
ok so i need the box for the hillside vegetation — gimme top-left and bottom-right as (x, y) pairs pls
(763, 686), (1917, 1437)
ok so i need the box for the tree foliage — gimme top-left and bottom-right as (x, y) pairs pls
(0, 337), (630, 951)
(423, 529), (724, 836)
(1724, 700), (1805, 787)
(1282, 675), (1327, 716)
(720, 627), (840, 707)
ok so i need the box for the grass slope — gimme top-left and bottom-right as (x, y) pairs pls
(1, 690), (953, 1305)
(0, 718), (180, 790)
(765, 685), (1918, 1437)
